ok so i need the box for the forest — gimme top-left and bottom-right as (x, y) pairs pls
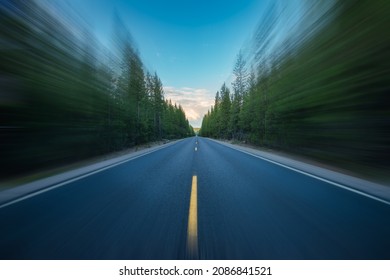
(201, 0), (390, 176)
(0, 1), (194, 178)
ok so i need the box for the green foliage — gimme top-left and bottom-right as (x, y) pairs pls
(0, 1), (193, 178)
(200, 83), (232, 139)
(201, 0), (390, 171)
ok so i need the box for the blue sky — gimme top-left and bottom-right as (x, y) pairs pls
(54, 0), (271, 127)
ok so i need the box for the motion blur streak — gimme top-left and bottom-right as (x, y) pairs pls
(201, 0), (390, 180)
(0, 0), (194, 179)
(1, 0), (390, 261)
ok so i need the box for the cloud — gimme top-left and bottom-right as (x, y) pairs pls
(164, 86), (214, 128)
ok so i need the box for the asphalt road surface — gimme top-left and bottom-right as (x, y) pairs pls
(1, 137), (389, 259)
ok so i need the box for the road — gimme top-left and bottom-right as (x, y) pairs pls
(0, 137), (389, 259)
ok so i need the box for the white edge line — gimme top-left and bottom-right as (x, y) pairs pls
(214, 140), (390, 206)
(0, 141), (179, 210)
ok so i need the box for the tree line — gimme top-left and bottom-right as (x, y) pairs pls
(201, 0), (389, 174)
(0, 1), (193, 178)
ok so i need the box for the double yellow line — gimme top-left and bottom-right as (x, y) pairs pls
(187, 175), (198, 258)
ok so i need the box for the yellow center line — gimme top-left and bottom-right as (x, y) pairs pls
(187, 175), (198, 258)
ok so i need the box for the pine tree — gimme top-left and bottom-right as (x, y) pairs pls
(230, 51), (248, 140)
(219, 83), (232, 139)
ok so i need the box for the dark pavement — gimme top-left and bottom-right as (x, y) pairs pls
(1, 137), (389, 259)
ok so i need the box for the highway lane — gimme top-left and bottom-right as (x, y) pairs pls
(0, 139), (195, 259)
(196, 139), (390, 259)
(0, 137), (390, 259)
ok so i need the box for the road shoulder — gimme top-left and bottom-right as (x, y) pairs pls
(0, 140), (182, 206)
(209, 138), (390, 204)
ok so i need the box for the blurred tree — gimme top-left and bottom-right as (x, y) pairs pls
(0, 0), (193, 178)
(201, 0), (390, 175)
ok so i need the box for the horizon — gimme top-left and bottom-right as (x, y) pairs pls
(48, 0), (272, 127)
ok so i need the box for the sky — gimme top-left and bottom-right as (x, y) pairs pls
(55, 0), (271, 127)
